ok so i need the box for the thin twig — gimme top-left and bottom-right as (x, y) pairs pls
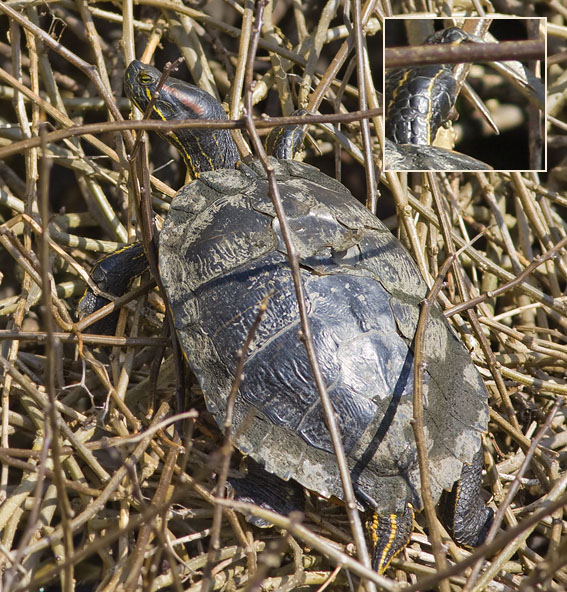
(444, 236), (567, 319)
(411, 252), (459, 592)
(463, 399), (562, 591)
(201, 294), (270, 591)
(385, 40), (545, 68)
(242, 3), (375, 590)
(39, 125), (74, 592)
(0, 109), (382, 161)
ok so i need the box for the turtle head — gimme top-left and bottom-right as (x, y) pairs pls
(124, 60), (239, 175)
(425, 27), (483, 45)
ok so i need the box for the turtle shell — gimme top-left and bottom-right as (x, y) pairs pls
(159, 157), (488, 515)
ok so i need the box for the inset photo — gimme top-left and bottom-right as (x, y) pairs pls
(383, 18), (546, 172)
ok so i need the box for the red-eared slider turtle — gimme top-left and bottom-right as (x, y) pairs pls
(87, 59), (494, 573)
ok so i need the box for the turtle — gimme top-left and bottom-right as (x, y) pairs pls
(85, 59), (494, 573)
(384, 27), (491, 171)
(385, 28), (473, 146)
(384, 138), (491, 171)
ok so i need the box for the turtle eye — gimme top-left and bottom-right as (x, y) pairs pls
(137, 71), (152, 85)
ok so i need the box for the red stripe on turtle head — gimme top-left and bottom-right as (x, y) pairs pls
(167, 85), (206, 117)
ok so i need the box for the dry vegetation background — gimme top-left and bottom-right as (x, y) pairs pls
(0, 0), (565, 591)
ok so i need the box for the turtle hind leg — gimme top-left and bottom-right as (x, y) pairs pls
(367, 503), (414, 574)
(442, 449), (494, 547)
(227, 457), (306, 528)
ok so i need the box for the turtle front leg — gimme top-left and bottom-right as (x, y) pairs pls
(442, 449), (494, 547)
(78, 243), (148, 334)
(367, 504), (414, 574)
